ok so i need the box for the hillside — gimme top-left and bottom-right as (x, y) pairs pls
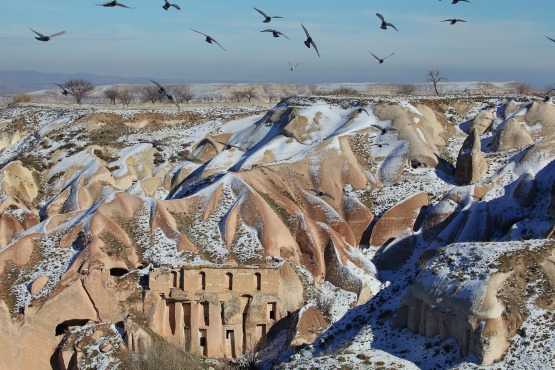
(0, 93), (553, 369)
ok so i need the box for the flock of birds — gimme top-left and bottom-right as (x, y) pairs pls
(30, 1), (521, 61)
(28, 0), (555, 109)
(31, 1), (555, 60)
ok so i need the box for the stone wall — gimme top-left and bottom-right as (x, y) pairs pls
(147, 262), (302, 358)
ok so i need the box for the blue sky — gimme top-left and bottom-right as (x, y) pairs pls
(1, 0), (554, 86)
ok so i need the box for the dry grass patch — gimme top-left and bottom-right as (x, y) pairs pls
(119, 337), (205, 370)
(494, 241), (555, 334)
(11, 94), (32, 104)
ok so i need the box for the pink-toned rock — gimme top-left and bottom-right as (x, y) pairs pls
(100, 343), (113, 353)
(124, 316), (152, 353)
(288, 304), (328, 347)
(0, 213), (25, 249)
(455, 130), (489, 185)
(30, 276), (49, 295)
(342, 195), (373, 244)
(490, 119), (534, 151)
(369, 192), (429, 247)
(0, 233), (38, 274)
(0, 300), (18, 370)
(470, 110), (495, 135)
(82, 269), (126, 323)
(523, 101), (555, 136)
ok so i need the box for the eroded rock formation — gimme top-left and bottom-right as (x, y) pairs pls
(0, 96), (552, 369)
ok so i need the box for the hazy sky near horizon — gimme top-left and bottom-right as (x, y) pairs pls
(1, 0), (554, 86)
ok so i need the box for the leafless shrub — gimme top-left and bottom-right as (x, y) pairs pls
(208, 93), (222, 103)
(141, 85), (163, 104)
(284, 84), (300, 98)
(119, 338), (203, 370)
(241, 86), (258, 102)
(118, 88), (135, 106)
(63, 79), (95, 104)
(303, 84), (317, 95)
(334, 86), (360, 96)
(513, 82), (536, 96)
(227, 338), (260, 370)
(326, 86), (360, 96)
(12, 94), (32, 104)
(173, 85), (195, 104)
(396, 84), (415, 96)
(230, 90), (245, 103)
(103, 87), (120, 105)
(261, 84), (275, 103)
(426, 69), (446, 96)
(230, 352), (259, 370)
(543, 83), (555, 97)
(476, 80), (493, 95)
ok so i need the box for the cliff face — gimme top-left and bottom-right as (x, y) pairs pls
(0, 95), (553, 369)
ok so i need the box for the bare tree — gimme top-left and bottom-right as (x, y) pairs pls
(513, 82), (535, 96)
(118, 88), (135, 106)
(544, 83), (555, 94)
(476, 80), (491, 95)
(285, 84), (300, 98)
(230, 90), (245, 103)
(543, 83), (555, 100)
(397, 84), (416, 96)
(12, 94), (32, 104)
(141, 85), (163, 104)
(262, 84), (274, 103)
(330, 86), (360, 96)
(426, 69), (446, 96)
(242, 86), (258, 103)
(63, 79), (95, 104)
(303, 84), (317, 95)
(173, 86), (195, 104)
(103, 87), (120, 105)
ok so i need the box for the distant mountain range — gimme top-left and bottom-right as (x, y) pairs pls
(0, 70), (519, 96)
(0, 70), (214, 94)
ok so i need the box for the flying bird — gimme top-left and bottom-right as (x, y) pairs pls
(289, 61), (300, 71)
(190, 28), (226, 51)
(442, 19), (467, 25)
(97, 1), (134, 8)
(373, 143), (390, 148)
(53, 83), (73, 96)
(356, 107), (370, 115)
(215, 141), (243, 150)
(369, 51), (394, 64)
(253, 7), (283, 23)
(261, 29), (289, 39)
(162, 0), (180, 10)
(451, 0), (471, 4)
(150, 80), (180, 110)
(307, 188), (335, 200)
(150, 79), (169, 95)
(30, 28), (65, 42)
(376, 13), (398, 31)
(301, 23), (320, 57)
(547, 36), (555, 43)
(371, 124), (396, 135)
(347, 106), (369, 119)
(353, 100), (369, 115)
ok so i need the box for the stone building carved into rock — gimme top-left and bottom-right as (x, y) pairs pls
(146, 261), (303, 358)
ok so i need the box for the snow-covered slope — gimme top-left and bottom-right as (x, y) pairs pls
(0, 94), (553, 369)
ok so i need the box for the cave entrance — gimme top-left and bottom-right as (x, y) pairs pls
(55, 319), (90, 336)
